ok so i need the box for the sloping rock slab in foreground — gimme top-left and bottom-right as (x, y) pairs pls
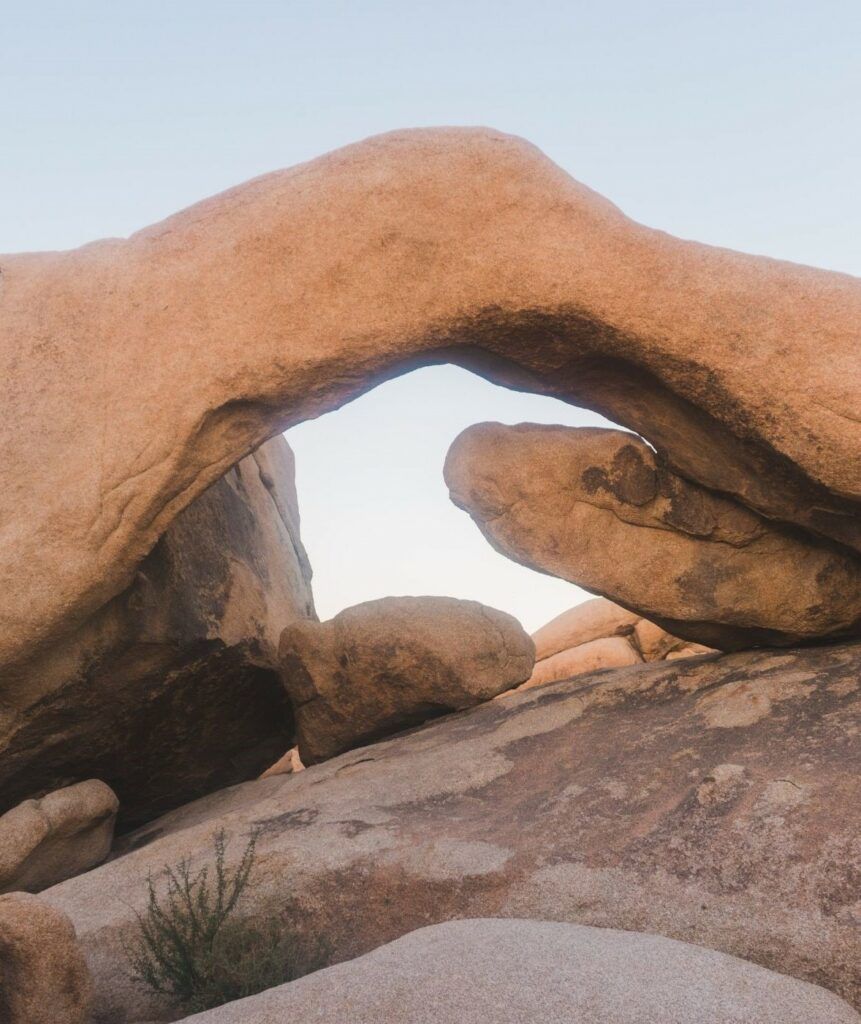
(45, 641), (861, 1021)
(175, 919), (860, 1024)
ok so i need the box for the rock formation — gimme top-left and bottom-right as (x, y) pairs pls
(169, 919), (860, 1024)
(259, 746), (305, 779)
(45, 640), (861, 1020)
(522, 635), (643, 689)
(519, 597), (718, 690)
(532, 598), (641, 659)
(0, 435), (315, 830)
(446, 424), (861, 649)
(279, 596), (534, 763)
(2, 127), (860, 704)
(0, 780), (118, 894)
(0, 892), (93, 1024)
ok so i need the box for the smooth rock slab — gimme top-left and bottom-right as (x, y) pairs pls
(0, 779), (118, 893)
(45, 641), (861, 1021)
(174, 919), (860, 1024)
(0, 892), (93, 1024)
(279, 596), (534, 763)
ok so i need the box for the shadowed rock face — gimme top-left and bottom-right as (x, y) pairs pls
(45, 641), (861, 1021)
(445, 424), (861, 649)
(2, 127), (860, 683)
(0, 436), (314, 830)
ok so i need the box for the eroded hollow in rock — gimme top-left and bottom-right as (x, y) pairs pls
(0, 439), (310, 832)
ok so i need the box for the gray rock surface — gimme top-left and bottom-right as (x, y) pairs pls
(173, 919), (860, 1024)
(44, 641), (861, 1021)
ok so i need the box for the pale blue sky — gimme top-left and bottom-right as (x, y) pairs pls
(3, 2), (858, 629)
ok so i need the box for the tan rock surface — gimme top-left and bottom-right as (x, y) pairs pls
(46, 640), (861, 1021)
(0, 892), (92, 1024)
(279, 596), (534, 763)
(0, 435), (314, 830)
(446, 423), (861, 649)
(173, 919), (860, 1024)
(531, 597), (640, 660)
(259, 746), (304, 779)
(521, 635), (641, 690)
(0, 780), (118, 894)
(666, 642), (718, 660)
(2, 127), (860, 693)
(633, 618), (685, 661)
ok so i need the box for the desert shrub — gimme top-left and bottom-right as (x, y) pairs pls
(125, 828), (295, 1014)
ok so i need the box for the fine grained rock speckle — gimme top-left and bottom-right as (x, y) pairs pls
(171, 919), (861, 1024)
(44, 641), (861, 1020)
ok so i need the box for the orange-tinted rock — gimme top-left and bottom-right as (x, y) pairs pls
(633, 619), (685, 661)
(279, 596), (534, 763)
(666, 643), (718, 661)
(520, 636), (641, 690)
(445, 424), (861, 649)
(259, 746), (305, 779)
(532, 598), (641, 661)
(0, 893), (92, 1024)
(2, 127), (860, 706)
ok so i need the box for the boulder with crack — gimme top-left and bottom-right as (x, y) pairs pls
(0, 780), (118, 893)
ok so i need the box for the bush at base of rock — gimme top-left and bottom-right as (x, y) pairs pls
(279, 595), (534, 763)
(0, 892), (93, 1024)
(44, 640), (861, 1020)
(0, 779), (118, 894)
(171, 919), (859, 1024)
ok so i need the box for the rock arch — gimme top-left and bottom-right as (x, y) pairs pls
(2, 126), (860, 674)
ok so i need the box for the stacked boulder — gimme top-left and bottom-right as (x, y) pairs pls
(521, 597), (716, 691)
(0, 780), (118, 894)
(280, 596), (535, 763)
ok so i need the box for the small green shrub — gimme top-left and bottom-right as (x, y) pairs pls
(125, 828), (295, 1014)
